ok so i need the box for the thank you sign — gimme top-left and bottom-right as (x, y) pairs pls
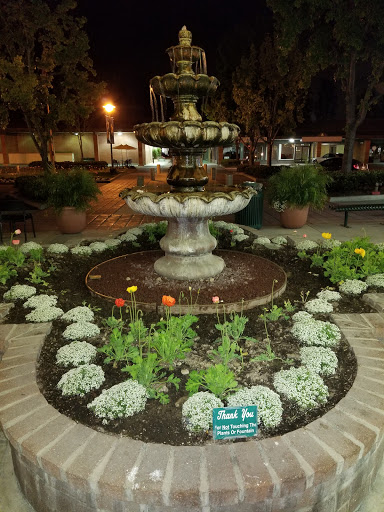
(212, 406), (258, 440)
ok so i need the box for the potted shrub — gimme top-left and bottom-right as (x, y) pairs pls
(266, 164), (331, 228)
(45, 167), (101, 234)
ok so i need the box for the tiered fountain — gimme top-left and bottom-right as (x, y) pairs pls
(120, 26), (256, 280)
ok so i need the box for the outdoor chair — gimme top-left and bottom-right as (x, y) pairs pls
(0, 200), (36, 242)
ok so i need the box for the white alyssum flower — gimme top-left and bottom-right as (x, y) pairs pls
(300, 346), (338, 376)
(296, 240), (319, 251)
(182, 392), (224, 433)
(232, 234), (249, 242)
(19, 241), (43, 254)
(292, 311), (313, 323)
(274, 366), (329, 409)
(3, 285), (37, 301)
(62, 321), (100, 340)
(366, 274), (384, 288)
(212, 220), (229, 229)
(271, 236), (287, 246)
(320, 238), (342, 249)
(57, 364), (105, 396)
(46, 243), (69, 255)
(376, 242), (384, 251)
(56, 341), (97, 367)
(23, 294), (58, 309)
(272, 200), (287, 212)
(126, 227), (144, 236)
(316, 290), (341, 302)
(71, 245), (93, 256)
(119, 232), (138, 242)
(339, 279), (368, 295)
(291, 318), (341, 347)
(88, 380), (149, 422)
(304, 299), (333, 314)
(89, 242), (109, 253)
(104, 238), (122, 248)
(226, 385), (282, 428)
(253, 237), (271, 246)
(0, 245), (7, 251)
(61, 306), (95, 323)
(26, 306), (64, 322)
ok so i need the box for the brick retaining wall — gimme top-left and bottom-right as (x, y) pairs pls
(1, 303), (384, 511)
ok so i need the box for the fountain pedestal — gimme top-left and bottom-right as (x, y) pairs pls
(155, 217), (223, 280)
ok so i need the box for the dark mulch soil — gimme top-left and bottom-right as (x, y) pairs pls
(1, 230), (375, 446)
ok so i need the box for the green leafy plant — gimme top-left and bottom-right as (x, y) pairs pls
(0, 262), (17, 284)
(266, 164), (332, 210)
(122, 353), (179, 404)
(186, 364), (238, 399)
(319, 237), (384, 283)
(26, 263), (50, 286)
(98, 328), (138, 367)
(44, 167), (101, 213)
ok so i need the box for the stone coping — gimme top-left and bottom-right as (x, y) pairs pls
(1, 297), (384, 511)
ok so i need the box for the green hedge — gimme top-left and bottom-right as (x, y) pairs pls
(14, 175), (49, 201)
(28, 160), (108, 170)
(220, 159), (241, 167)
(327, 170), (384, 195)
(237, 164), (287, 179)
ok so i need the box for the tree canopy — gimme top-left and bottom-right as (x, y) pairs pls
(267, 0), (384, 171)
(0, 0), (105, 171)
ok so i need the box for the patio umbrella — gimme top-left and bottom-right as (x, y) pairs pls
(113, 144), (136, 165)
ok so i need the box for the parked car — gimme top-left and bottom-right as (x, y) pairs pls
(313, 152), (344, 163)
(319, 157), (362, 172)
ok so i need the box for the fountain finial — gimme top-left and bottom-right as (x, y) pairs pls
(178, 25), (192, 46)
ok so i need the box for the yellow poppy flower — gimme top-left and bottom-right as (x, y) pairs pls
(322, 232), (332, 239)
(127, 285), (138, 293)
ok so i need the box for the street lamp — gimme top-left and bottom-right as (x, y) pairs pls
(103, 103), (116, 169)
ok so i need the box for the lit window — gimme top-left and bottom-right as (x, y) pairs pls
(280, 143), (294, 160)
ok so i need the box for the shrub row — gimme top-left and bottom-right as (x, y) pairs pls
(28, 160), (108, 170)
(327, 170), (384, 194)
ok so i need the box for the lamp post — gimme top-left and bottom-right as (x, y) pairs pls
(103, 103), (116, 169)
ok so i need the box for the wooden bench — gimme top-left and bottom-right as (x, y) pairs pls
(329, 194), (384, 227)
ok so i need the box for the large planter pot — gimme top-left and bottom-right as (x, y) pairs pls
(55, 207), (87, 234)
(280, 206), (309, 229)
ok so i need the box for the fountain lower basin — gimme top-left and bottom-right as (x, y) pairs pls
(120, 185), (256, 280)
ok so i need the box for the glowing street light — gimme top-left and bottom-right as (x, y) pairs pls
(103, 103), (116, 168)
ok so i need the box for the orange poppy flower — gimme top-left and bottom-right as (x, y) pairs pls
(115, 298), (125, 307)
(162, 295), (176, 307)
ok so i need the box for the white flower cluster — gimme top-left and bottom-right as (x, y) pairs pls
(46, 243), (69, 255)
(296, 240), (318, 251)
(19, 241), (43, 254)
(304, 299), (333, 314)
(26, 306), (64, 322)
(23, 294), (58, 309)
(62, 321), (100, 340)
(316, 290), (341, 302)
(320, 238), (342, 249)
(212, 220), (229, 229)
(339, 279), (368, 295)
(57, 364), (105, 396)
(3, 285), (36, 301)
(182, 392), (223, 433)
(300, 346), (338, 376)
(127, 227), (145, 236)
(274, 366), (329, 409)
(71, 245), (93, 256)
(118, 232), (138, 242)
(56, 341), (97, 367)
(89, 242), (109, 253)
(292, 311), (313, 323)
(376, 242), (384, 251)
(0, 245), (7, 251)
(88, 380), (149, 422)
(253, 237), (271, 246)
(104, 238), (121, 248)
(366, 274), (384, 288)
(271, 236), (287, 246)
(272, 201), (287, 212)
(232, 234), (249, 243)
(291, 318), (341, 347)
(61, 306), (95, 323)
(227, 385), (282, 428)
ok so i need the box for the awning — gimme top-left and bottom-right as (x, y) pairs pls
(301, 136), (343, 142)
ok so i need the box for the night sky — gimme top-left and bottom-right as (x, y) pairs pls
(76, 0), (272, 129)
